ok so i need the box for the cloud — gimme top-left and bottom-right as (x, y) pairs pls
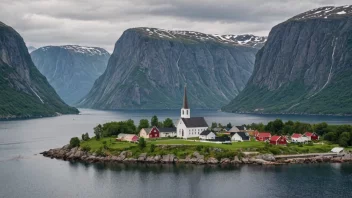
(0, 0), (350, 52)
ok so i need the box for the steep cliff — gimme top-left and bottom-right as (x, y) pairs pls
(223, 5), (352, 115)
(0, 21), (78, 119)
(78, 27), (266, 109)
(31, 45), (110, 104)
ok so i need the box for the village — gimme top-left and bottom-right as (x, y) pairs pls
(117, 87), (325, 149)
(42, 86), (352, 165)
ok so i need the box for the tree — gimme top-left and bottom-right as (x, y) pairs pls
(336, 125), (352, 137)
(313, 122), (329, 136)
(138, 119), (150, 131)
(218, 123), (223, 128)
(82, 133), (90, 141)
(226, 123), (232, 128)
(151, 115), (159, 127)
(138, 137), (146, 149)
(324, 132), (337, 142)
(338, 132), (351, 147)
(211, 122), (218, 129)
(69, 137), (80, 148)
(94, 124), (103, 140)
(158, 122), (164, 128)
(163, 118), (174, 128)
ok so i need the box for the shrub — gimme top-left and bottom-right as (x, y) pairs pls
(82, 145), (91, 152)
(307, 142), (314, 146)
(96, 147), (105, 156)
(150, 144), (156, 152)
(69, 137), (80, 148)
(196, 145), (203, 151)
(268, 147), (281, 155)
(214, 150), (234, 160)
(138, 137), (146, 149)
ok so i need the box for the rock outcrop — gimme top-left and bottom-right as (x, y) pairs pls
(223, 5), (352, 115)
(78, 27), (266, 109)
(0, 21), (78, 119)
(31, 45), (110, 105)
(41, 146), (352, 166)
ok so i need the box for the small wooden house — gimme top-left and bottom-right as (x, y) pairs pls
(159, 127), (177, 137)
(256, 132), (271, 141)
(199, 130), (216, 140)
(304, 132), (319, 141)
(122, 134), (139, 142)
(270, 136), (287, 145)
(291, 133), (309, 143)
(139, 126), (160, 139)
(231, 132), (250, 142)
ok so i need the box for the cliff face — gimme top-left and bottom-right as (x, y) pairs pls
(0, 21), (78, 119)
(78, 28), (266, 109)
(31, 45), (110, 104)
(223, 6), (352, 115)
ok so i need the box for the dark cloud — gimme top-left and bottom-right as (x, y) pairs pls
(0, 0), (350, 52)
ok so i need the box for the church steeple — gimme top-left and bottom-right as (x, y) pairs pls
(181, 85), (190, 118)
(183, 86), (189, 109)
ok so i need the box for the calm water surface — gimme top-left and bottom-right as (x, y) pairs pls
(1, 109), (352, 198)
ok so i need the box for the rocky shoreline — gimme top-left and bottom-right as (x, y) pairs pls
(41, 145), (352, 166)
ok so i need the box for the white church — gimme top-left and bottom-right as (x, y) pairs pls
(176, 86), (208, 139)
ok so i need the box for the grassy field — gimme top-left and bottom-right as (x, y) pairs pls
(149, 139), (266, 151)
(80, 137), (136, 151)
(80, 137), (337, 156)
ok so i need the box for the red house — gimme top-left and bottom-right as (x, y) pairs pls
(304, 132), (319, 141)
(270, 136), (287, 145)
(122, 134), (139, 142)
(139, 126), (160, 138)
(256, 132), (272, 141)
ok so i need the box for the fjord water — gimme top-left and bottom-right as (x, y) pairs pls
(1, 109), (352, 198)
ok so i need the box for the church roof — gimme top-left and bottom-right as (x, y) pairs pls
(200, 130), (214, 136)
(183, 86), (189, 109)
(181, 117), (208, 128)
(158, 128), (177, 133)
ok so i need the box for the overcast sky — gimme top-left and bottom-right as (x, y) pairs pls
(1, 0), (350, 52)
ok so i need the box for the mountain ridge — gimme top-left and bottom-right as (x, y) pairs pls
(31, 45), (110, 105)
(222, 5), (352, 115)
(78, 27), (263, 109)
(0, 21), (78, 119)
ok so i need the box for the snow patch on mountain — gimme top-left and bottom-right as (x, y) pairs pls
(136, 27), (267, 48)
(39, 45), (110, 56)
(290, 5), (352, 21)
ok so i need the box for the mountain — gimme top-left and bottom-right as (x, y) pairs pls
(78, 27), (266, 109)
(27, 46), (37, 53)
(223, 5), (352, 115)
(0, 21), (78, 119)
(31, 45), (110, 105)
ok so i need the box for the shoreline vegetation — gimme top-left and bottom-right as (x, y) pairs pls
(42, 117), (352, 166)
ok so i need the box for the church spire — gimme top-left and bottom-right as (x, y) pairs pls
(181, 85), (190, 118)
(183, 85), (189, 109)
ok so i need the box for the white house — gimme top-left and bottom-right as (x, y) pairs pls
(231, 132), (250, 142)
(199, 130), (216, 140)
(159, 128), (177, 137)
(176, 86), (208, 139)
(291, 133), (309, 143)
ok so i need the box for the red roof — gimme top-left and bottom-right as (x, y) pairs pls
(254, 131), (259, 136)
(291, 133), (302, 138)
(304, 132), (313, 137)
(270, 136), (281, 141)
(258, 132), (271, 138)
